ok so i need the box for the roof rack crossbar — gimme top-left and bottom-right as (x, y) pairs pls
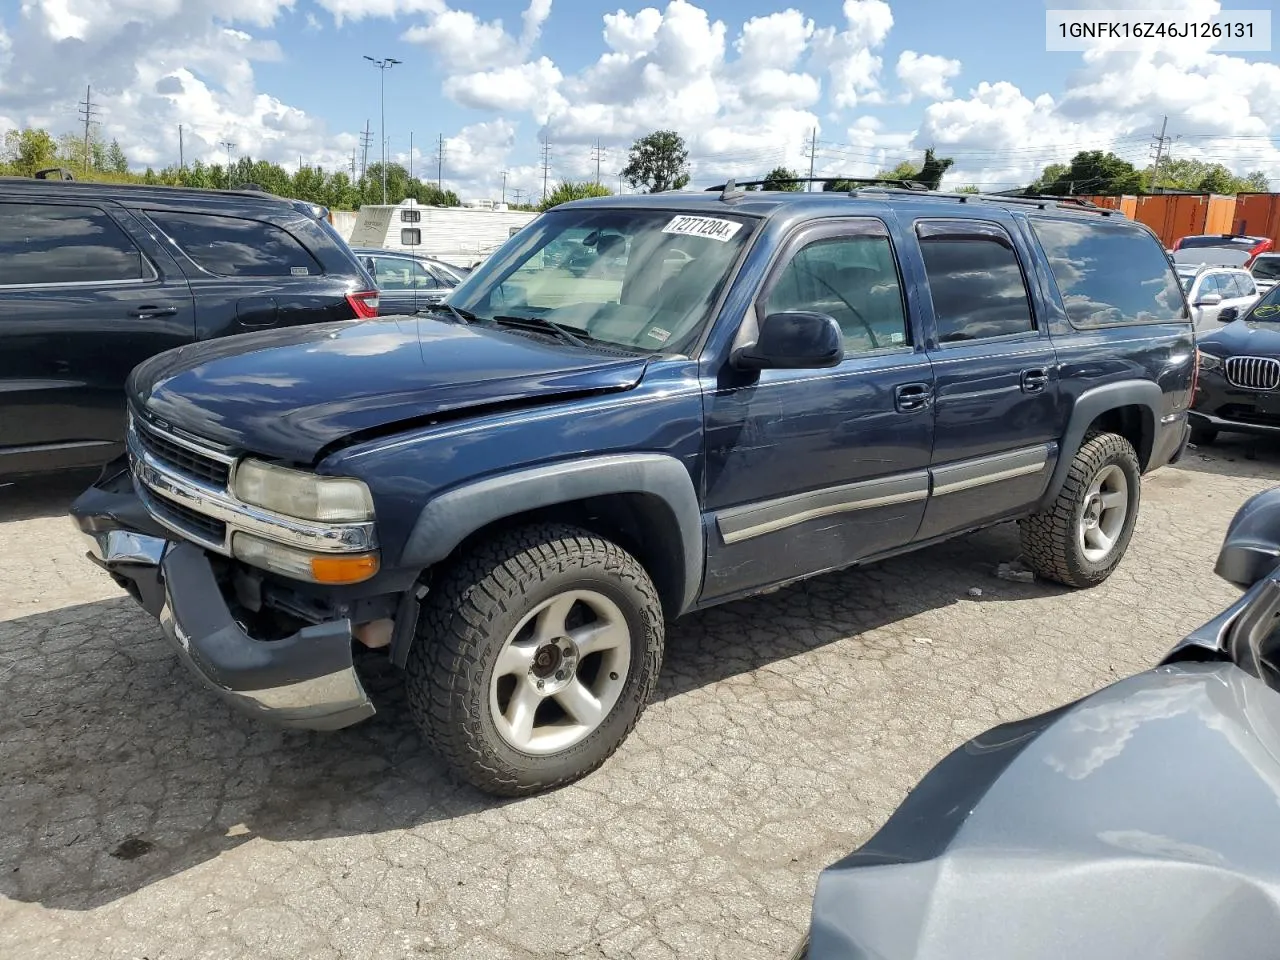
(704, 176), (930, 192)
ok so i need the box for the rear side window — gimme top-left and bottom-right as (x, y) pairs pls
(0, 202), (148, 286)
(1230, 274), (1256, 298)
(1031, 218), (1188, 326)
(916, 220), (1034, 343)
(147, 210), (322, 278)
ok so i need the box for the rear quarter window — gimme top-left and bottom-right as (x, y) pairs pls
(146, 210), (323, 278)
(0, 202), (149, 286)
(1032, 218), (1188, 327)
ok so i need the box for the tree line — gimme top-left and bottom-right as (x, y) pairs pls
(2, 127), (461, 210)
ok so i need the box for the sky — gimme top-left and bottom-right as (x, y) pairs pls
(0, 0), (1278, 201)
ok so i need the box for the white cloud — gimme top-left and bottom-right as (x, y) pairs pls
(735, 10), (814, 71)
(402, 9), (517, 72)
(312, 0), (443, 27)
(444, 58), (565, 120)
(810, 0), (895, 110)
(896, 50), (961, 102)
(519, 0), (552, 48)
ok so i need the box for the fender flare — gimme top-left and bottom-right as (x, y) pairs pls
(399, 453), (704, 614)
(1040, 380), (1162, 507)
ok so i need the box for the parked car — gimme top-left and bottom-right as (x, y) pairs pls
(1249, 252), (1280, 295)
(1173, 264), (1261, 330)
(0, 174), (378, 480)
(1190, 282), (1280, 444)
(351, 246), (463, 313)
(791, 485), (1280, 960)
(72, 186), (1194, 796)
(1172, 232), (1274, 268)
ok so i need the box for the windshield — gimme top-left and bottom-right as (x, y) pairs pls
(1172, 247), (1251, 267)
(446, 207), (756, 354)
(1253, 258), (1280, 281)
(1247, 284), (1280, 322)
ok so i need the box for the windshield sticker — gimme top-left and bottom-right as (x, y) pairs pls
(290, 266), (310, 276)
(1255, 304), (1280, 319)
(646, 326), (672, 343)
(662, 215), (743, 242)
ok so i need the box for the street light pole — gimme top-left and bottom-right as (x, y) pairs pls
(363, 55), (401, 205)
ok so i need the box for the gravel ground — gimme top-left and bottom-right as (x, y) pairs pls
(2, 440), (1278, 960)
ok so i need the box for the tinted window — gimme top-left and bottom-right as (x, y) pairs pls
(1234, 274), (1256, 297)
(372, 257), (443, 291)
(917, 221), (1033, 343)
(1253, 258), (1280, 281)
(147, 211), (321, 278)
(765, 231), (908, 352)
(0, 202), (147, 286)
(401, 228), (421, 246)
(1032, 219), (1188, 326)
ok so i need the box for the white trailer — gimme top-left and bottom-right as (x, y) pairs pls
(343, 199), (539, 269)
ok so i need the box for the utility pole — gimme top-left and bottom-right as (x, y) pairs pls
(350, 148), (357, 178)
(807, 128), (817, 192)
(512, 187), (526, 207)
(501, 170), (508, 204)
(359, 120), (373, 180)
(1149, 115), (1176, 193)
(409, 131), (414, 181)
(219, 140), (236, 186)
(591, 139), (603, 185)
(540, 139), (551, 202)
(363, 55), (401, 204)
(77, 85), (99, 174)
(436, 133), (444, 190)
(617, 171), (624, 194)
(178, 124), (184, 170)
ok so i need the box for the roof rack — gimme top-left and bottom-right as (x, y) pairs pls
(705, 176), (930, 193)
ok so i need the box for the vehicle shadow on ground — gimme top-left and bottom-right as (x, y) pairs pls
(0, 471), (99, 523)
(1175, 435), (1280, 482)
(0, 510), (1058, 912)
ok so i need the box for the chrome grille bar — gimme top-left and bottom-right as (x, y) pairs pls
(1225, 356), (1280, 391)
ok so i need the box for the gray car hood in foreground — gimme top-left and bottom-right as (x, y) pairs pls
(808, 661), (1280, 960)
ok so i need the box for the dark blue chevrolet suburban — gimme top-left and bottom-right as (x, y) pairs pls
(71, 184), (1195, 796)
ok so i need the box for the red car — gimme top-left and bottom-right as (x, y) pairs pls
(1172, 233), (1274, 268)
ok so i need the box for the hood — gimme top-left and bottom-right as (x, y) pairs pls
(807, 662), (1280, 960)
(128, 316), (649, 463)
(1199, 317), (1280, 357)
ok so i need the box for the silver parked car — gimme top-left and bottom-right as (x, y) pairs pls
(351, 247), (467, 314)
(1250, 252), (1280, 296)
(1174, 263), (1260, 331)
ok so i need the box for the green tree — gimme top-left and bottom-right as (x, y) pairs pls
(1030, 162), (1069, 192)
(760, 166), (803, 191)
(1038, 151), (1142, 195)
(105, 139), (128, 173)
(956, 184), (981, 193)
(875, 160), (922, 182)
(2, 128), (58, 176)
(917, 148), (954, 190)
(538, 180), (612, 211)
(622, 130), (690, 193)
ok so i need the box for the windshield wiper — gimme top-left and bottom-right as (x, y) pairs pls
(491, 314), (591, 348)
(421, 302), (478, 325)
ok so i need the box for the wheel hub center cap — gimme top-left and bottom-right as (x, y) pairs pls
(1085, 498), (1102, 526)
(530, 637), (579, 695)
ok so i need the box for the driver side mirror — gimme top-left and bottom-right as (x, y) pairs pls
(1217, 489), (1280, 588)
(1197, 292), (1223, 307)
(1218, 307), (1239, 323)
(732, 312), (843, 371)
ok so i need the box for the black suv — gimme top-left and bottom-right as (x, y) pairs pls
(73, 183), (1194, 796)
(0, 175), (378, 479)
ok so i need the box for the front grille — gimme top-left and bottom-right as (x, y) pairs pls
(146, 489), (227, 546)
(133, 417), (231, 488)
(1225, 356), (1280, 392)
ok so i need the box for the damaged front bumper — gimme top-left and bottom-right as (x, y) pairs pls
(70, 461), (375, 731)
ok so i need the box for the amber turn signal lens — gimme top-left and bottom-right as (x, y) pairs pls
(309, 552), (380, 584)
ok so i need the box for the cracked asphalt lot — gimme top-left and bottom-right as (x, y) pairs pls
(2, 441), (1278, 960)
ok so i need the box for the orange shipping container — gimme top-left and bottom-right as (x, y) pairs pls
(1080, 195), (1138, 218)
(1133, 194), (1238, 248)
(1233, 193), (1280, 246)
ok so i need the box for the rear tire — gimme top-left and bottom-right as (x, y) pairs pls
(1020, 432), (1141, 588)
(405, 523), (664, 797)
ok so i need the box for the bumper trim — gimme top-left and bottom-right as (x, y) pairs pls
(1189, 409), (1280, 437)
(157, 542), (374, 729)
(81, 528), (168, 566)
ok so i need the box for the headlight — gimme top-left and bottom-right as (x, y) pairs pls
(232, 532), (379, 584)
(1198, 351), (1223, 372)
(233, 459), (374, 522)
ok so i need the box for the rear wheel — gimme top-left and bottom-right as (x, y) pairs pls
(405, 523), (664, 796)
(1020, 432), (1141, 588)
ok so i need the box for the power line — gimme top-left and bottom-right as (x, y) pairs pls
(512, 186), (526, 206)
(1149, 115), (1177, 190)
(77, 85), (99, 174)
(590, 139), (604, 185)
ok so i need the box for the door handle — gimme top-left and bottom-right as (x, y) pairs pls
(1020, 368), (1050, 393)
(894, 382), (933, 413)
(129, 305), (179, 320)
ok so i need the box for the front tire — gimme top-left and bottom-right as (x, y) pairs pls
(1020, 432), (1141, 588)
(405, 523), (664, 796)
